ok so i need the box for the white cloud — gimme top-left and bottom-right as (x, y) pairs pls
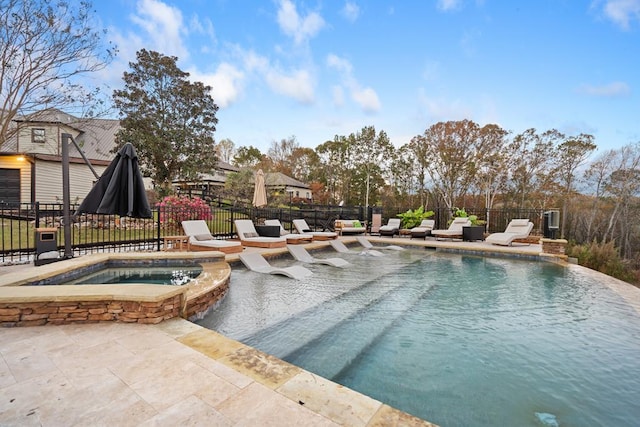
(327, 54), (353, 74)
(277, 0), (325, 44)
(327, 54), (381, 114)
(417, 89), (472, 121)
(130, 0), (188, 59)
(265, 68), (315, 104)
(352, 87), (381, 113)
(332, 85), (345, 107)
(341, 2), (360, 22)
(577, 81), (631, 96)
(190, 63), (244, 109)
(600, 0), (640, 29)
(437, 0), (462, 12)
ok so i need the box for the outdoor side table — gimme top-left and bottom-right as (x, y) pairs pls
(462, 226), (484, 242)
(163, 235), (189, 251)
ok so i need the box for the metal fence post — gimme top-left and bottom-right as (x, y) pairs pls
(156, 206), (162, 251)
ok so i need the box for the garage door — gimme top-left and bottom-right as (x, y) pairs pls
(0, 168), (20, 204)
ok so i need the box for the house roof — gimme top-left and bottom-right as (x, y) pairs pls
(265, 172), (309, 189)
(3, 108), (119, 162)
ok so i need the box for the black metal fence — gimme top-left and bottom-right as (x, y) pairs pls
(0, 201), (549, 264)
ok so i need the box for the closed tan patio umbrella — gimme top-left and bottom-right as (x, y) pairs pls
(252, 169), (268, 207)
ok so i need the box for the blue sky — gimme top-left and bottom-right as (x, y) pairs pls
(93, 0), (640, 155)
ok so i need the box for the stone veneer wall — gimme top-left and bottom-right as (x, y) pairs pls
(185, 279), (229, 320)
(541, 238), (568, 256)
(0, 278), (230, 328)
(0, 295), (182, 327)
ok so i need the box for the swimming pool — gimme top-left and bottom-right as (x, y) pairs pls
(196, 249), (640, 426)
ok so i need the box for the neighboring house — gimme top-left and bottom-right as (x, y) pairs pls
(173, 160), (240, 198)
(0, 109), (115, 204)
(265, 172), (312, 201)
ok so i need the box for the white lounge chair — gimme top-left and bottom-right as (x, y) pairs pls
(239, 252), (312, 280)
(287, 245), (350, 267)
(410, 219), (435, 239)
(264, 219), (313, 244)
(431, 217), (471, 240)
(379, 218), (401, 237)
(181, 220), (243, 254)
(329, 240), (384, 257)
(485, 219), (534, 246)
(293, 219), (338, 241)
(356, 236), (404, 251)
(234, 219), (287, 248)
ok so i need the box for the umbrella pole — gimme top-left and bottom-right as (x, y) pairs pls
(61, 133), (73, 259)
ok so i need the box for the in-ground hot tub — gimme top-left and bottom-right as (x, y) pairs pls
(0, 251), (231, 327)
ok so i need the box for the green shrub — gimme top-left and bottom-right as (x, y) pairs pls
(396, 206), (434, 228)
(567, 240), (636, 283)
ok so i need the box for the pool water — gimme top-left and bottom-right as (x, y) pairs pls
(65, 266), (203, 286)
(196, 250), (640, 426)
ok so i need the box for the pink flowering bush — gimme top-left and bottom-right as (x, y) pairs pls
(157, 195), (212, 225)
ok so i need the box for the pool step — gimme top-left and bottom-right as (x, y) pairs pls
(240, 257), (424, 357)
(281, 264), (436, 379)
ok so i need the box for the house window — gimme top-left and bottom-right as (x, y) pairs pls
(32, 128), (45, 143)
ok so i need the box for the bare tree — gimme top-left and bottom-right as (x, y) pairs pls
(554, 134), (597, 237)
(506, 128), (557, 208)
(217, 138), (235, 163)
(415, 120), (481, 213)
(267, 136), (300, 176)
(474, 124), (510, 222)
(583, 149), (617, 242)
(0, 0), (116, 147)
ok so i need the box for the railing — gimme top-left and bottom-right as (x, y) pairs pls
(0, 201), (551, 264)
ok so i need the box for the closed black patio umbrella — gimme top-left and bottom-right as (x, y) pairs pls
(76, 143), (152, 218)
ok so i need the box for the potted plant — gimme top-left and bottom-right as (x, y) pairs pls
(452, 208), (486, 241)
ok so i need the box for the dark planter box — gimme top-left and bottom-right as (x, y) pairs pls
(255, 225), (281, 238)
(463, 226), (484, 242)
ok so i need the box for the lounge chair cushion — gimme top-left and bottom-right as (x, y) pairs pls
(352, 220), (362, 228)
(194, 233), (214, 241)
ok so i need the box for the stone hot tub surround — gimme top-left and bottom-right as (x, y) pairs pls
(0, 251), (231, 327)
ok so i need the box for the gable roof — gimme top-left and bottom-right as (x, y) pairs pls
(3, 108), (119, 162)
(265, 172), (309, 189)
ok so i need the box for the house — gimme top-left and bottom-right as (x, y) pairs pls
(0, 109), (116, 204)
(172, 160), (240, 199)
(265, 172), (312, 201)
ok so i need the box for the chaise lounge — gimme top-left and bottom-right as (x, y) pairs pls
(239, 252), (312, 279)
(264, 219), (313, 244)
(181, 220), (243, 254)
(234, 219), (287, 248)
(431, 217), (472, 240)
(287, 245), (350, 267)
(293, 219), (338, 241)
(410, 219), (435, 239)
(356, 236), (404, 251)
(329, 239), (384, 257)
(485, 219), (534, 246)
(379, 218), (401, 237)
